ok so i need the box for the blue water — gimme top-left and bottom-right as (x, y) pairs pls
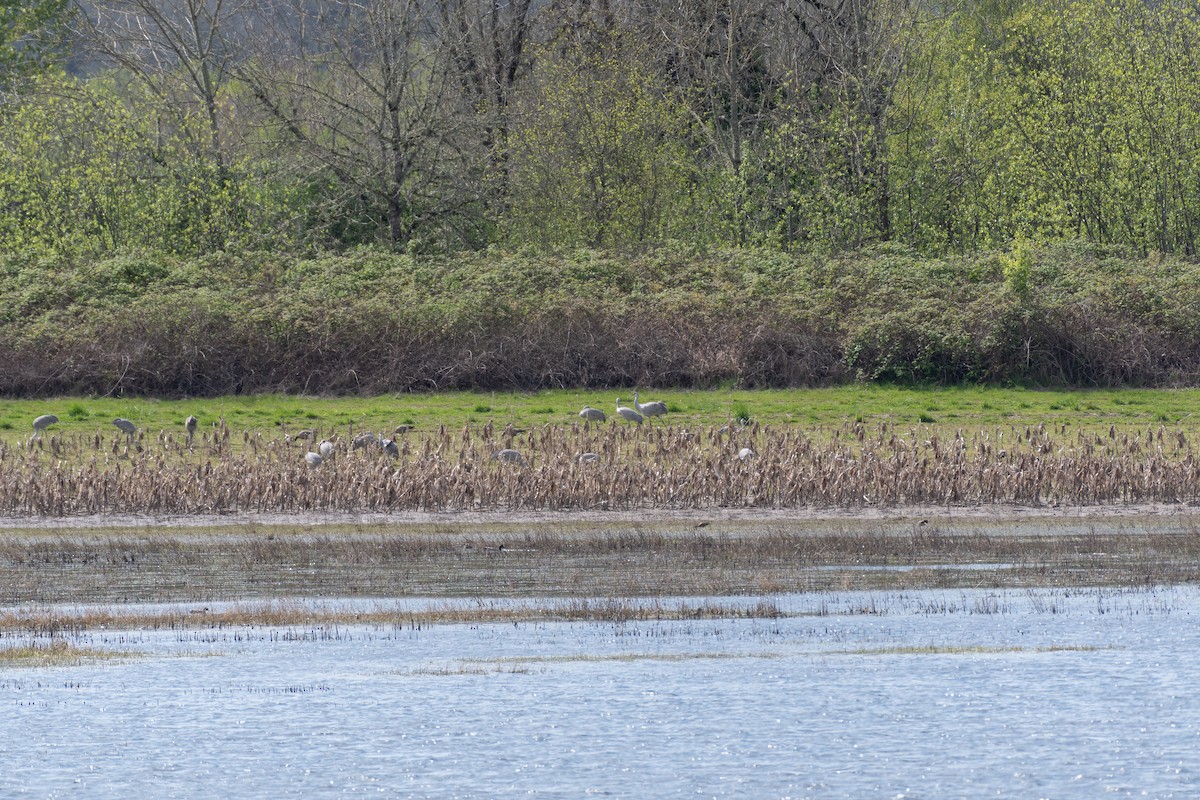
(4, 586), (1199, 798)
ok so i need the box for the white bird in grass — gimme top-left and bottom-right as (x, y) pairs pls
(305, 451), (323, 468)
(493, 448), (527, 466)
(579, 406), (606, 423)
(615, 398), (643, 424)
(32, 414), (58, 438)
(633, 390), (667, 420)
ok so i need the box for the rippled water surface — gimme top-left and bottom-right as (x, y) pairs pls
(5, 587), (1200, 799)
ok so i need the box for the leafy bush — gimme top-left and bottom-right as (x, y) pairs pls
(3, 242), (1200, 396)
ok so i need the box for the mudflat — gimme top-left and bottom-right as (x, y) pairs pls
(3, 504), (1198, 606)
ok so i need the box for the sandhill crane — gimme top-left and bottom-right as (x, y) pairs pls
(615, 398), (643, 424)
(493, 448), (527, 466)
(305, 451), (323, 468)
(575, 452), (600, 464)
(352, 432), (379, 450)
(185, 415), (198, 443)
(579, 406), (606, 423)
(319, 440), (335, 459)
(113, 418), (137, 441)
(382, 438), (399, 458)
(32, 414), (58, 438)
(394, 424), (415, 435)
(738, 447), (756, 460)
(633, 390), (668, 420)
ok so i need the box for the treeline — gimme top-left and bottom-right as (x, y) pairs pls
(3, 242), (1200, 396)
(5, 0), (1200, 257)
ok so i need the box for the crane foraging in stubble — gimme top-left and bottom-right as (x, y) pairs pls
(113, 418), (137, 442)
(32, 414), (58, 438)
(493, 448), (527, 466)
(579, 406), (607, 423)
(615, 398), (643, 424)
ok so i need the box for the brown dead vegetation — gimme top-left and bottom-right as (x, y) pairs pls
(3, 420), (1200, 515)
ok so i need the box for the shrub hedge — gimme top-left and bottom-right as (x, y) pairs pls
(3, 241), (1199, 397)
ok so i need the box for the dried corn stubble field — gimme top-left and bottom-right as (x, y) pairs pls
(4, 418), (1200, 515)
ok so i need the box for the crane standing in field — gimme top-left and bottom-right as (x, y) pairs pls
(113, 417), (137, 443)
(615, 398), (643, 424)
(633, 390), (667, 421)
(32, 414), (58, 439)
(578, 406), (606, 423)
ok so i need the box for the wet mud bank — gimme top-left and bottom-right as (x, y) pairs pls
(3, 505), (1200, 604)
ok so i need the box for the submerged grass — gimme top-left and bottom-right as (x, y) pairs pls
(833, 644), (1106, 656)
(2, 516), (1199, 612)
(0, 598), (785, 635)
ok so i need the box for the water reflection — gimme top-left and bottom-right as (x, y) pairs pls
(5, 586), (1200, 798)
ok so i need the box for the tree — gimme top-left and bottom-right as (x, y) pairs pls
(71, 0), (262, 252)
(629, 0), (915, 249)
(436, 0), (535, 209)
(890, 0), (1200, 255)
(73, 0), (251, 168)
(0, 75), (155, 254)
(235, 0), (478, 248)
(0, 0), (71, 92)
(505, 35), (697, 248)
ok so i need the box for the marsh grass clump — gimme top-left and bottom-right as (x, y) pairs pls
(0, 639), (129, 667)
(0, 597), (795, 634)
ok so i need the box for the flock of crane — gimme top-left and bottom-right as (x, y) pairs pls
(580, 390), (667, 425)
(33, 413), (198, 443)
(25, 390), (715, 470)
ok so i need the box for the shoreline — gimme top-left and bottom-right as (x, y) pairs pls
(4, 501), (1200, 532)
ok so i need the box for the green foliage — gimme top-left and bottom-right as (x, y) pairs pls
(3, 242), (1200, 396)
(891, 0), (1200, 255)
(505, 36), (699, 248)
(1001, 238), (1034, 298)
(0, 0), (70, 91)
(0, 74), (293, 258)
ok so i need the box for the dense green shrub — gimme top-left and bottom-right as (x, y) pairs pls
(2, 242), (1200, 396)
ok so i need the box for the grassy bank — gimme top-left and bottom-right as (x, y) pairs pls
(4, 385), (1200, 437)
(4, 241), (1200, 396)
